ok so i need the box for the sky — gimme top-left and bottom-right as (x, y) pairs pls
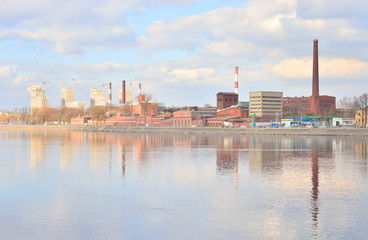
(1, 0), (368, 109)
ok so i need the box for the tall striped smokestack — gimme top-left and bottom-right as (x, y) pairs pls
(138, 83), (141, 95)
(234, 66), (239, 94)
(122, 80), (126, 104)
(109, 82), (112, 103)
(312, 39), (319, 97)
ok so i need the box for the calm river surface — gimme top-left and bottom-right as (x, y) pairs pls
(1, 130), (367, 239)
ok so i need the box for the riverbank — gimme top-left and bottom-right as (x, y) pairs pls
(1, 124), (368, 136)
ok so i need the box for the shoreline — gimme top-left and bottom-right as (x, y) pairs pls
(1, 125), (368, 137)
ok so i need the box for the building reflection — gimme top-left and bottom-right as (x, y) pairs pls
(30, 132), (47, 168)
(60, 131), (85, 169)
(215, 136), (249, 190)
(248, 136), (283, 175)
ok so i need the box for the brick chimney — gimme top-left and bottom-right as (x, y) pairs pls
(312, 39), (319, 96)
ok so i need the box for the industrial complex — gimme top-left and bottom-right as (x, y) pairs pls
(0, 40), (358, 127)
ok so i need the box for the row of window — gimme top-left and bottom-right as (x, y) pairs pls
(285, 100), (310, 104)
(218, 98), (237, 102)
(250, 96), (281, 98)
(208, 121), (223, 127)
(174, 119), (191, 126)
(250, 103), (281, 106)
(249, 107), (281, 110)
(251, 101), (281, 103)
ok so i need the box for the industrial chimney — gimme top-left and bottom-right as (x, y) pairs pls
(138, 83), (141, 95)
(109, 82), (112, 103)
(122, 80), (126, 104)
(312, 39), (319, 97)
(234, 66), (239, 94)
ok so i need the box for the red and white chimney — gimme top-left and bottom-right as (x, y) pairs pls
(234, 66), (239, 94)
(138, 83), (141, 95)
(109, 82), (112, 103)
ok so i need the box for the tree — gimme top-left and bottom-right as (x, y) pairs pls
(30, 107), (54, 124)
(285, 100), (305, 126)
(336, 96), (355, 118)
(338, 96), (354, 109)
(121, 101), (133, 116)
(138, 93), (158, 115)
(51, 107), (85, 124)
(354, 93), (368, 127)
(87, 106), (107, 119)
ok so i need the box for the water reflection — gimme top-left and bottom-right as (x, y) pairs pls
(30, 132), (47, 168)
(311, 139), (320, 239)
(215, 136), (243, 190)
(2, 130), (368, 239)
(248, 136), (283, 175)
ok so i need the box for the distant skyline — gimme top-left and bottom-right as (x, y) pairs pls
(1, 0), (368, 109)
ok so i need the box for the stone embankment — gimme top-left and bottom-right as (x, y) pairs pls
(1, 125), (368, 137)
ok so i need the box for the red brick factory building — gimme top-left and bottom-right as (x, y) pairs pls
(283, 39), (336, 119)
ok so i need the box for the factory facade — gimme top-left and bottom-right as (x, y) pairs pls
(24, 39), (346, 127)
(283, 40), (336, 120)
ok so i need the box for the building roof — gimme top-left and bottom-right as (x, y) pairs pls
(206, 116), (239, 121)
(217, 92), (238, 95)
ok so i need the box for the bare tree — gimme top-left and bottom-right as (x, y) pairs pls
(354, 93), (368, 127)
(285, 101), (305, 126)
(87, 106), (107, 120)
(121, 101), (134, 116)
(30, 107), (54, 124)
(138, 93), (157, 115)
(338, 96), (354, 109)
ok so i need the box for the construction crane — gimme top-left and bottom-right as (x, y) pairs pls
(129, 81), (141, 95)
(38, 81), (51, 89)
(72, 76), (78, 91)
(129, 81), (138, 87)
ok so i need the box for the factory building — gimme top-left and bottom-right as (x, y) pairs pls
(249, 91), (283, 119)
(217, 92), (239, 110)
(283, 40), (336, 118)
(28, 85), (48, 109)
(216, 67), (240, 111)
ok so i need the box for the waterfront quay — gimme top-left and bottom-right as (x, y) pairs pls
(2, 125), (368, 137)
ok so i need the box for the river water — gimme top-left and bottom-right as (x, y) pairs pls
(0, 130), (367, 239)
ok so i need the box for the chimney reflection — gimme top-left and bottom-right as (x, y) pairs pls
(216, 136), (240, 189)
(121, 151), (126, 177)
(310, 139), (320, 238)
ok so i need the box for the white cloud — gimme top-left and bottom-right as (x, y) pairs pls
(271, 57), (368, 79)
(0, 0), (193, 54)
(165, 68), (216, 85)
(138, 0), (368, 61)
(0, 66), (17, 80)
(77, 62), (145, 72)
(13, 75), (35, 85)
